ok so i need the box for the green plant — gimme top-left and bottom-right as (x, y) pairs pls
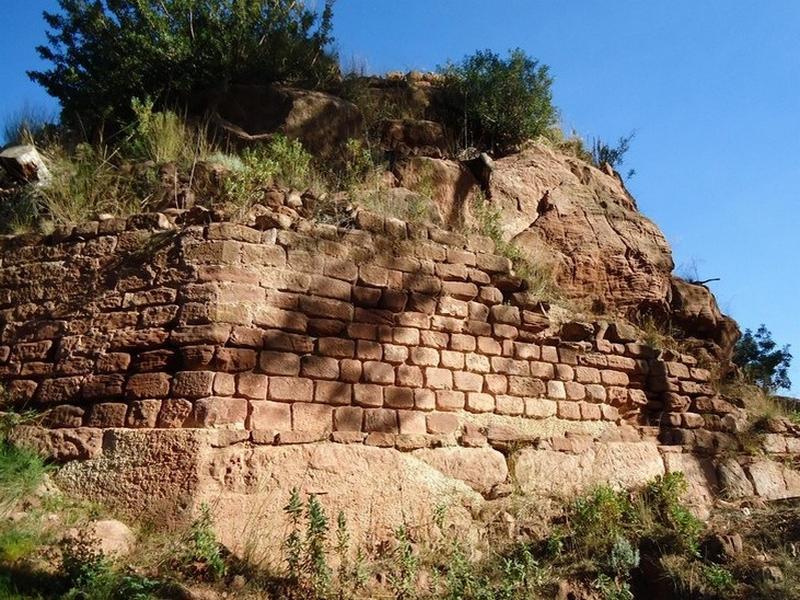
(284, 487), (304, 582)
(304, 494), (332, 597)
(440, 48), (556, 154)
(224, 135), (315, 213)
(387, 524), (418, 600)
(30, 0), (338, 136)
(593, 573), (634, 600)
(641, 473), (703, 556)
(126, 97), (213, 166)
(0, 522), (44, 563)
(702, 563), (736, 595)
(35, 143), (147, 226)
(591, 132), (636, 179)
(61, 529), (112, 592)
(734, 324), (793, 393)
(0, 440), (48, 515)
(569, 486), (631, 558)
(179, 504), (226, 581)
(607, 535), (640, 577)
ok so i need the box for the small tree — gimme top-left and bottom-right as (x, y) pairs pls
(733, 324), (792, 392)
(440, 48), (556, 155)
(29, 0), (338, 136)
(591, 131), (636, 179)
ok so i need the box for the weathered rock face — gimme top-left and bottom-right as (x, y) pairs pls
(210, 84), (362, 158)
(394, 157), (478, 228)
(670, 277), (740, 362)
(489, 143), (674, 314)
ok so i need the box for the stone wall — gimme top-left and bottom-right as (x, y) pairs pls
(2, 207), (799, 518)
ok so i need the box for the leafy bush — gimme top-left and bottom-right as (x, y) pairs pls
(702, 563), (736, 595)
(734, 324), (793, 392)
(224, 135), (314, 212)
(30, 0), (339, 135)
(440, 48), (556, 154)
(178, 504), (226, 581)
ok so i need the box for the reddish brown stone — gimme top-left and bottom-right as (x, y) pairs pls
(269, 377), (313, 402)
(126, 400), (162, 428)
(192, 397), (248, 427)
(86, 402), (128, 427)
(157, 398), (193, 428)
(237, 373), (268, 400)
(126, 372), (171, 400)
(249, 400), (292, 431)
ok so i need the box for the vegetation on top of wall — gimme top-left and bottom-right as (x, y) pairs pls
(29, 0), (339, 136)
(439, 49), (557, 156)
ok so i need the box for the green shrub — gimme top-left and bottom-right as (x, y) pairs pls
(223, 135), (315, 212)
(178, 504), (226, 581)
(569, 486), (631, 558)
(641, 473), (703, 555)
(387, 524), (418, 600)
(440, 48), (556, 154)
(702, 563), (736, 595)
(30, 0), (338, 135)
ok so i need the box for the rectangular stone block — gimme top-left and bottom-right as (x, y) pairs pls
(385, 386), (415, 409)
(172, 371), (215, 399)
(557, 401), (581, 420)
(525, 398), (557, 418)
(334, 406), (364, 432)
(354, 384), (383, 408)
(259, 351), (301, 376)
(301, 355), (340, 380)
(86, 402), (127, 428)
(435, 390), (465, 411)
(363, 361), (394, 384)
(426, 367), (453, 390)
(454, 371), (483, 392)
(315, 381), (352, 405)
(364, 408), (398, 433)
(237, 373), (268, 399)
(427, 412), (460, 435)
(192, 397), (248, 427)
(292, 403), (333, 435)
(268, 377), (313, 402)
(126, 372), (171, 400)
(249, 400), (292, 431)
(466, 392), (494, 413)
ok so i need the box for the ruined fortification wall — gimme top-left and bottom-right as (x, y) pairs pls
(2, 208), (799, 512)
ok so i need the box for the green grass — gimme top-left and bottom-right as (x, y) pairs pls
(0, 441), (48, 514)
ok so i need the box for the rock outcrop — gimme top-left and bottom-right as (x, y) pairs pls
(489, 143), (674, 315)
(209, 84), (362, 158)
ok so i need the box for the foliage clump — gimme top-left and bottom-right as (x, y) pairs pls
(734, 324), (793, 392)
(440, 48), (556, 155)
(29, 0), (339, 135)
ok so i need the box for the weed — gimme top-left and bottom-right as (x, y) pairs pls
(0, 441), (48, 515)
(388, 524), (419, 600)
(304, 494), (332, 597)
(569, 486), (630, 558)
(593, 573), (634, 600)
(284, 487), (304, 581)
(0, 522), (44, 563)
(36, 143), (147, 226)
(702, 563), (736, 595)
(223, 135), (316, 214)
(178, 504), (226, 581)
(607, 535), (640, 577)
(641, 473), (703, 555)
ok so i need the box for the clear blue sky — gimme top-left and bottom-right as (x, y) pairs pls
(1, 1), (798, 393)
